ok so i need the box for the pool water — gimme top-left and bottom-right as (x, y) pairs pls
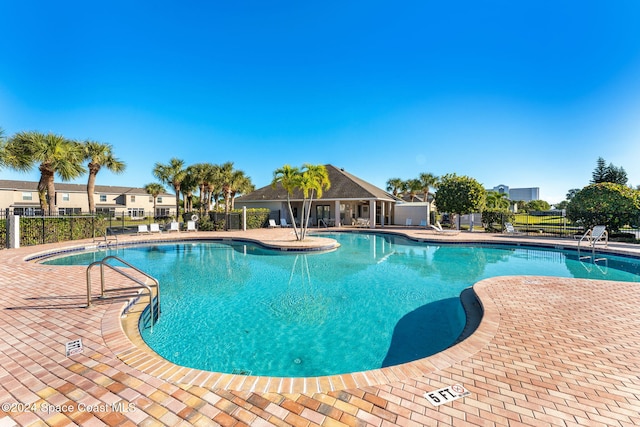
(44, 233), (640, 377)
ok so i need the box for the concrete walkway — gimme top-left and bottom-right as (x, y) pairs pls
(1, 228), (639, 426)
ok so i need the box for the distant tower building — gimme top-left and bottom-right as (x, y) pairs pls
(490, 184), (539, 202)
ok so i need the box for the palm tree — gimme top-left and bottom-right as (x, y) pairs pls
(218, 162), (236, 229)
(418, 172), (439, 203)
(4, 131), (85, 214)
(486, 191), (510, 209)
(272, 165), (302, 240)
(81, 140), (126, 213)
(180, 172), (199, 213)
(418, 172), (439, 225)
(144, 183), (166, 217)
(386, 178), (404, 197)
(229, 171), (254, 210)
(299, 164), (330, 240)
(0, 128), (6, 168)
(153, 158), (186, 222)
(406, 179), (422, 202)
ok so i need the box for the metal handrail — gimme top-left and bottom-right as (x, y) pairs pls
(86, 255), (160, 326)
(93, 227), (119, 247)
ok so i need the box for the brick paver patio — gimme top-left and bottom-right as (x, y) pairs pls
(1, 228), (639, 426)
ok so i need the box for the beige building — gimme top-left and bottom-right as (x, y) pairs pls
(0, 180), (176, 217)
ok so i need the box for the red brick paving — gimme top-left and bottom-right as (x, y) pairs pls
(1, 228), (639, 426)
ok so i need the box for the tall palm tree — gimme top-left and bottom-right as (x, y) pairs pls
(203, 163), (221, 214)
(153, 158), (186, 222)
(180, 172), (199, 213)
(229, 171), (254, 210)
(418, 172), (439, 225)
(386, 178), (404, 197)
(406, 179), (422, 202)
(418, 172), (439, 203)
(82, 140), (126, 213)
(144, 183), (166, 217)
(4, 131), (86, 214)
(299, 164), (330, 240)
(486, 191), (510, 209)
(0, 128), (6, 168)
(272, 164), (302, 240)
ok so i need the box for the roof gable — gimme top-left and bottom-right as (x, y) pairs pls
(236, 165), (400, 202)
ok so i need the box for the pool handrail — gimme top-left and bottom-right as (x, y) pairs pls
(86, 255), (160, 326)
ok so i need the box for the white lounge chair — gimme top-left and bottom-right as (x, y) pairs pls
(150, 223), (161, 233)
(280, 218), (291, 228)
(268, 219), (278, 228)
(167, 221), (180, 232)
(137, 224), (150, 234)
(504, 222), (524, 235)
(429, 221), (460, 234)
(579, 225), (608, 248)
(186, 220), (197, 232)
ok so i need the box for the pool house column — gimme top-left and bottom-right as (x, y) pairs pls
(369, 200), (376, 229)
(334, 200), (341, 227)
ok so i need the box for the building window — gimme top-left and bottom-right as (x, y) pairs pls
(157, 197), (163, 203)
(131, 195), (136, 202)
(127, 208), (144, 218)
(22, 192), (33, 201)
(62, 193), (70, 201)
(96, 207), (115, 217)
(149, 196), (153, 203)
(58, 208), (81, 215)
(99, 194), (107, 202)
(155, 208), (171, 217)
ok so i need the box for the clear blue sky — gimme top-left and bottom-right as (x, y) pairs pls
(1, 1), (639, 204)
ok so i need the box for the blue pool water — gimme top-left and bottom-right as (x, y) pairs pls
(44, 233), (640, 377)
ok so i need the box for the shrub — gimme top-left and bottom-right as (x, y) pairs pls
(481, 209), (515, 232)
(566, 183), (640, 232)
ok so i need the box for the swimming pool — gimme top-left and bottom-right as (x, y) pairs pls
(44, 232), (640, 377)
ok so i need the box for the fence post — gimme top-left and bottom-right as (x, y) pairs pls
(243, 206), (247, 231)
(8, 214), (20, 249)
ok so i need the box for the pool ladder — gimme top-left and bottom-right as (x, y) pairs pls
(86, 256), (160, 327)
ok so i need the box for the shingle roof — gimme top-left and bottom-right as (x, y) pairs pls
(236, 165), (401, 202)
(0, 180), (173, 196)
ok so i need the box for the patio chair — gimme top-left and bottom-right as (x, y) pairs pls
(186, 220), (197, 232)
(504, 222), (524, 235)
(429, 221), (460, 234)
(419, 220), (427, 227)
(149, 223), (161, 234)
(167, 221), (180, 232)
(268, 219), (278, 228)
(280, 218), (292, 228)
(405, 218), (413, 226)
(137, 224), (150, 234)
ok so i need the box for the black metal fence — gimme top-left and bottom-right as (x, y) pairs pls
(483, 211), (640, 241)
(1, 209), (273, 249)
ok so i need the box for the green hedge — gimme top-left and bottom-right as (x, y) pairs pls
(19, 216), (107, 246)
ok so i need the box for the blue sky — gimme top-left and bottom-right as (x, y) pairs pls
(1, 1), (639, 204)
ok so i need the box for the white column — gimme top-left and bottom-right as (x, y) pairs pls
(369, 200), (376, 229)
(242, 206), (247, 231)
(9, 215), (20, 249)
(380, 201), (385, 228)
(334, 200), (341, 227)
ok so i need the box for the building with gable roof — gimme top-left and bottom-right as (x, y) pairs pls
(0, 180), (176, 217)
(235, 165), (401, 228)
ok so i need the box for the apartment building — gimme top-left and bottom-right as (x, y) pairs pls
(0, 180), (176, 217)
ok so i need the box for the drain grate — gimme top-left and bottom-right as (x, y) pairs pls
(232, 368), (252, 375)
(65, 339), (84, 357)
